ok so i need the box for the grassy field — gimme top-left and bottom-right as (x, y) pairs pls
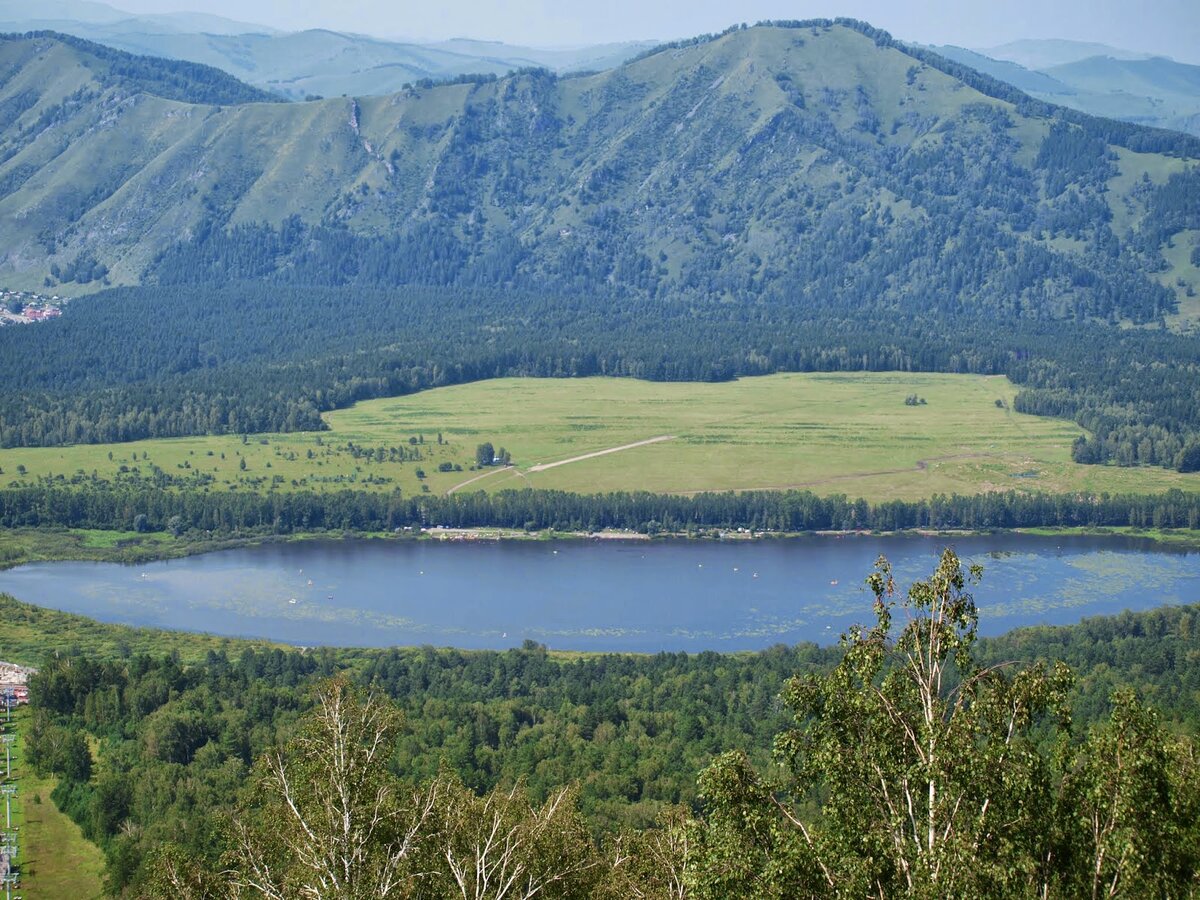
(0, 527), (316, 572)
(0, 588), (284, 667)
(1, 372), (1197, 502)
(8, 708), (105, 898)
(1159, 227), (1200, 330)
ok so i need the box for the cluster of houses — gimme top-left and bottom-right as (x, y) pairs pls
(0, 661), (34, 705)
(0, 289), (64, 326)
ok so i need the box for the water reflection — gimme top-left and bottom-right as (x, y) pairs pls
(0, 534), (1197, 652)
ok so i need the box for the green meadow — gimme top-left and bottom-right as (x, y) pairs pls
(1, 373), (1196, 502)
(8, 707), (105, 898)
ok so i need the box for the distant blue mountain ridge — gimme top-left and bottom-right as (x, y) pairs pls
(932, 40), (1200, 136)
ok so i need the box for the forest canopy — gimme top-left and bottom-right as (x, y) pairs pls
(22, 553), (1200, 896)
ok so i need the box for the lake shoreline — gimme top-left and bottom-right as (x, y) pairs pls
(2, 522), (1199, 572)
(3, 528), (1198, 655)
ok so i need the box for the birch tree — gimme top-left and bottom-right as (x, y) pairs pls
(693, 549), (1073, 898)
(1054, 690), (1200, 899)
(232, 677), (437, 899)
(423, 775), (602, 900)
(607, 806), (693, 900)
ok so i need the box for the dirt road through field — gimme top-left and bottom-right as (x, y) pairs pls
(446, 466), (511, 494)
(528, 435), (676, 472)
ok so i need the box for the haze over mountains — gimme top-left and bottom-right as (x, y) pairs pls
(933, 40), (1200, 137)
(0, 0), (654, 99)
(89, 32), (656, 100)
(4, 0), (1199, 138)
(0, 0), (274, 38)
(981, 39), (1155, 70)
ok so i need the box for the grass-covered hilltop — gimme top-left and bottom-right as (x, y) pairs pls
(1, 21), (1199, 472)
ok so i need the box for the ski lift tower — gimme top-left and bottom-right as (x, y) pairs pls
(0, 787), (14, 829)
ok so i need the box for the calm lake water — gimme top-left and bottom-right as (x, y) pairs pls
(1, 534), (1198, 652)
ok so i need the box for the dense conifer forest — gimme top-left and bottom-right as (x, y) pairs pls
(2, 282), (1200, 470)
(2, 481), (1200, 534)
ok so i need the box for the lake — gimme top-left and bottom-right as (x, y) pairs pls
(0, 534), (1197, 652)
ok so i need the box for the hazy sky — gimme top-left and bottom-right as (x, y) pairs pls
(115, 0), (1200, 62)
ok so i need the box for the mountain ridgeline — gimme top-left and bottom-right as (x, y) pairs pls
(1, 21), (1200, 468)
(5, 21), (1198, 311)
(931, 43), (1200, 138)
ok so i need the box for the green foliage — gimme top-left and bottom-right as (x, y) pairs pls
(1, 25), (1199, 466)
(146, 678), (622, 899)
(690, 551), (1200, 898)
(977, 604), (1200, 733)
(16, 582), (1200, 895)
(420, 777), (605, 900)
(3, 481), (1200, 537)
(229, 677), (423, 898)
(27, 710), (93, 781)
(1, 281), (1198, 468)
(1178, 440), (1200, 473)
(1054, 691), (1200, 897)
(1036, 121), (1115, 196)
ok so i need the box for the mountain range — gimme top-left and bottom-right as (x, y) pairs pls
(86, 32), (656, 100)
(980, 39), (1156, 70)
(8, 1), (1199, 140)
(2, 22), (1197, 323)
(1, 20), (1199, 467)
(0, 0), (653, 100)
(0, 0), (274, 38)
(932, 41), (1200, 138)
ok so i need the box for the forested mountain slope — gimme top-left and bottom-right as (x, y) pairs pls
(2, 21), (1198, 325)
(2, 22), (1200, 469)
